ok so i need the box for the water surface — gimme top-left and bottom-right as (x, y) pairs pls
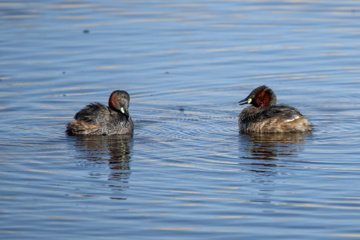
(1, 0), (360, 239)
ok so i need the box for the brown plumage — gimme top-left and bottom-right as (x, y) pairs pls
(67, 90), (134, 136)
(238, 86), (312, 133)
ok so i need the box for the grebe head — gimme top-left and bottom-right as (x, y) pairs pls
(239, 85), (277, 109)
(108, 90), (130, 120)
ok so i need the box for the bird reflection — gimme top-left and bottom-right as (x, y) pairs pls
(241, 132), (307, 159)
(71, 134), (133, 183)
(238, 132), (310, 175)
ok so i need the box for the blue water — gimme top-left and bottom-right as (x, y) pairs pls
(1, 0), (360, 239)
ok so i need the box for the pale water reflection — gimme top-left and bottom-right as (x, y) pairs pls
(1, 0), (360, 239)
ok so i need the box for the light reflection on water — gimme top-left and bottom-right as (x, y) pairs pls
(1, 0), (360, 239)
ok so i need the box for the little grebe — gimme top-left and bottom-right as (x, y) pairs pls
(67, 90), (134, 136)
(238, 85), (312, 133)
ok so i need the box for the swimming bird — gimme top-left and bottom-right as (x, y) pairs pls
(67, 90), (134, 136)
(238, 85), (312, 133)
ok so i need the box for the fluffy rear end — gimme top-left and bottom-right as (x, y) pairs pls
(241, 116), (312, 133)
(66, 120), (100, 136)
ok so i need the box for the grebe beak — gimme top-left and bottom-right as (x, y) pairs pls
(239, 97), (252, 105)
(120, 107), (130, 121)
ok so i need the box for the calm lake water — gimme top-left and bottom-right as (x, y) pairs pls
(1, 0), (360, 239)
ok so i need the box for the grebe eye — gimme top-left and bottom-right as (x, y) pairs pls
(120, 107), (125, 114)
(248, 98), (252, 104)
